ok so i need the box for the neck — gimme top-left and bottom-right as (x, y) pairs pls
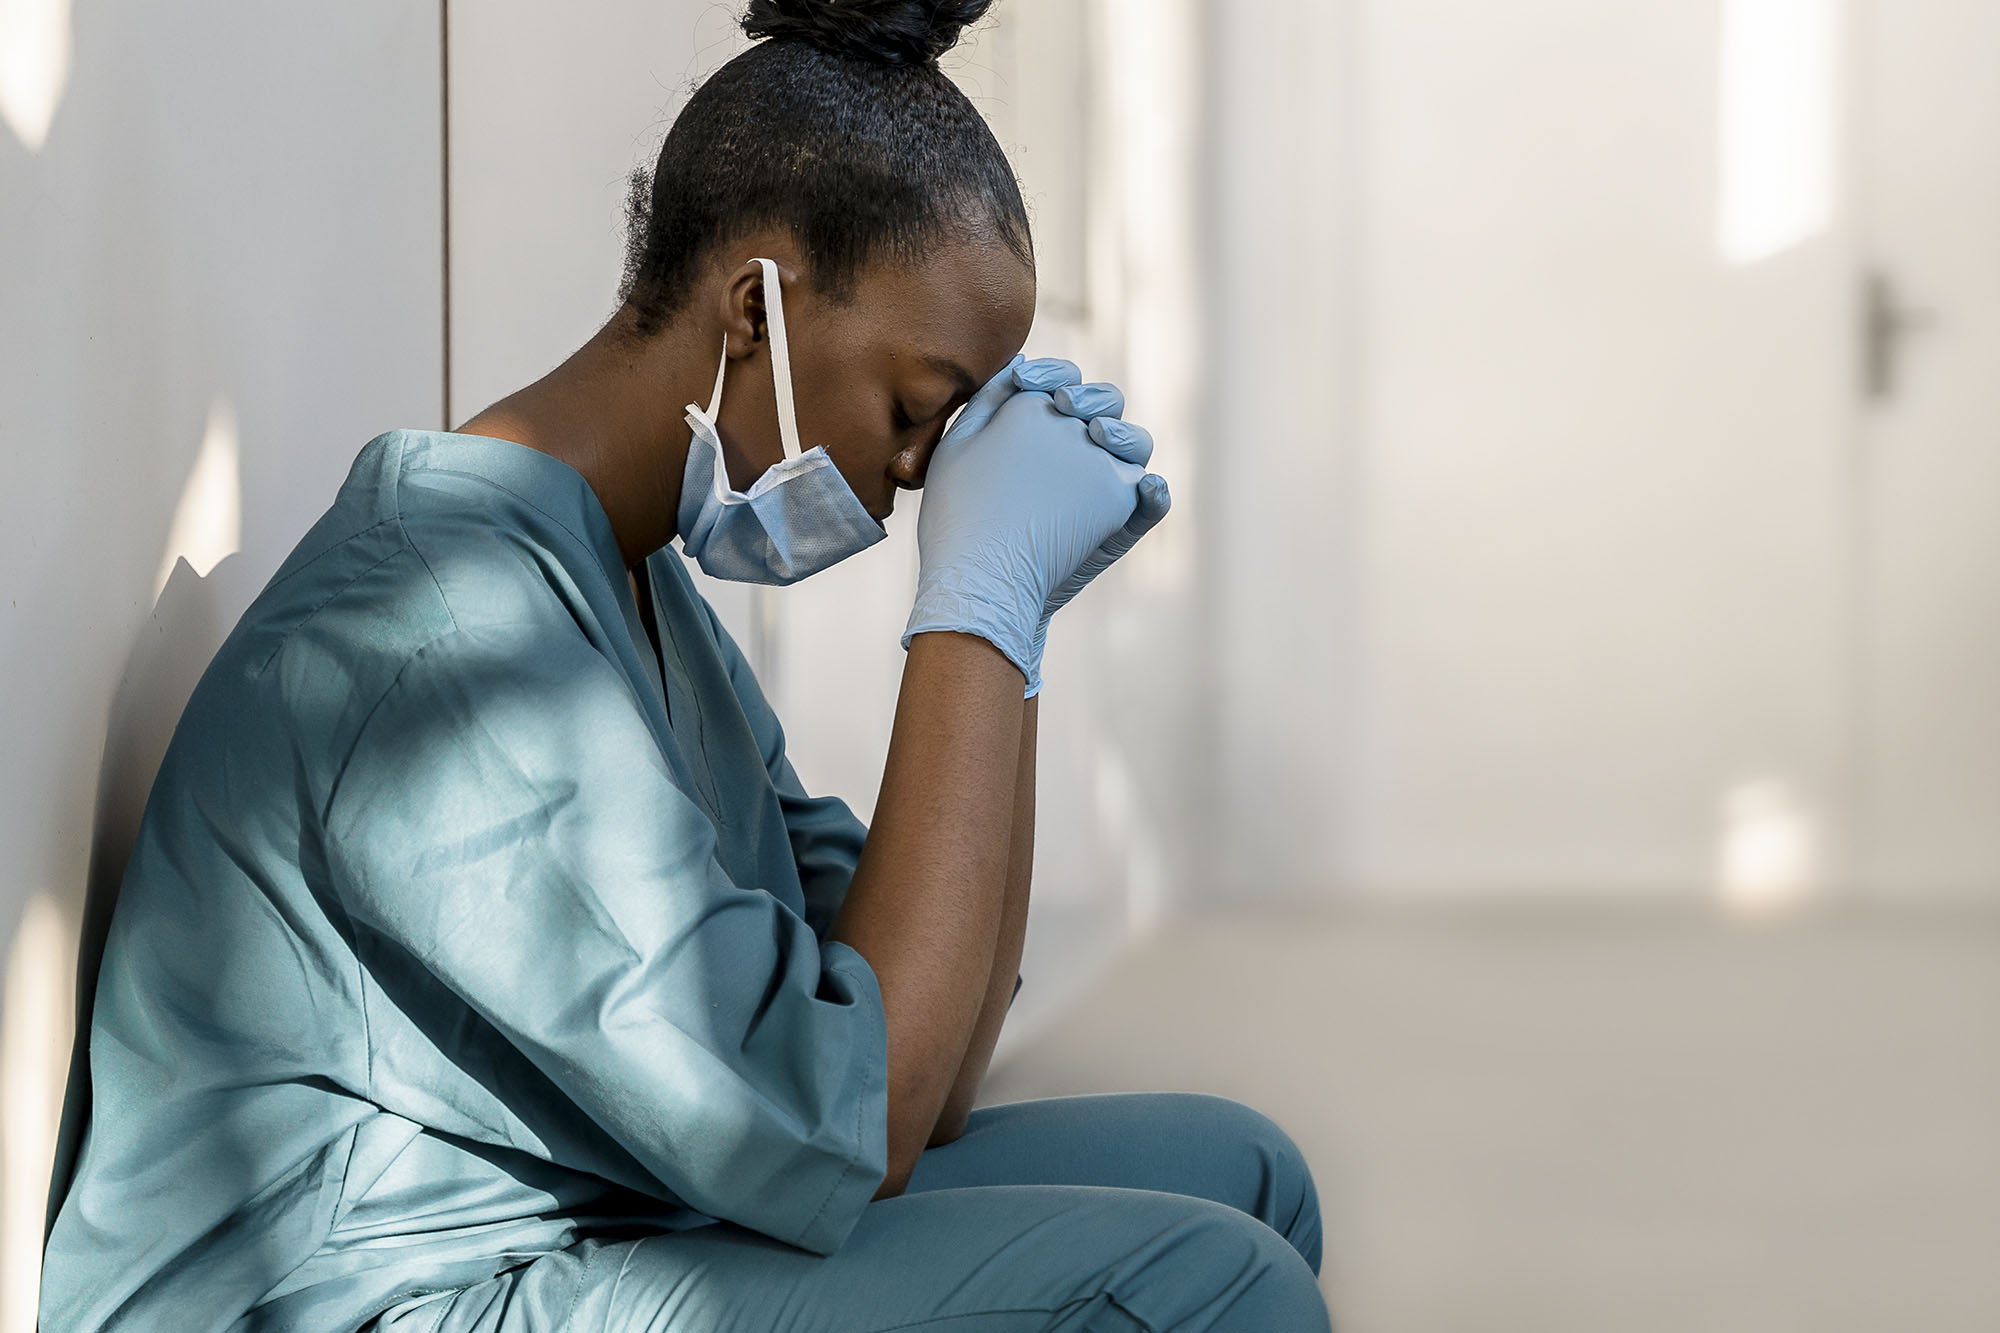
(455, 302), (711, 569)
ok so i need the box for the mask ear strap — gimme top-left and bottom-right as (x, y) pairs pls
(753, 256), (806, 461)
(705, 333), (728, 418)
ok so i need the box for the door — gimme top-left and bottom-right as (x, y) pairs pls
(1850, 0), (2000, 893)
(1346, 0), (1856, 900)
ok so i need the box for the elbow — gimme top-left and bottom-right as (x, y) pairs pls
(926, 1111), (968, 1148)
(872, 1115), (921, 1200)
(871, 1162), (914, 1201)
(869, 1114), (962, 1203)
(876, 1104), (952, 1199)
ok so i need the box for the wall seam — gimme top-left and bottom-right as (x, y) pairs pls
(439, 0), (453, 429)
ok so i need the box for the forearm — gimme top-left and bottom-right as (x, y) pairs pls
(929, 695), (1036, 1145)
(826, 632), (1024, 1198)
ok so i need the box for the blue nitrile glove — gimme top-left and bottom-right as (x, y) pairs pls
(903, 362), (1158, 697)
(955, 360), (1174, 692)
(1030, 380), (1171, 675)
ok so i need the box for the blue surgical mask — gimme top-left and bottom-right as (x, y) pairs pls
(675, 256), (887, 584)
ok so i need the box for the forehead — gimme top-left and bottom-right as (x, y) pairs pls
(833, 235), (1036, 377)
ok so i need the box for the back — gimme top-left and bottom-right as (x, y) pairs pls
(40, 430), (888, 1330)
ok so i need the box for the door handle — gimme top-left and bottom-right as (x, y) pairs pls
(1862, 267), (1939, 402)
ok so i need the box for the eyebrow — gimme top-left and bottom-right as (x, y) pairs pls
(923, 355), (979, 396)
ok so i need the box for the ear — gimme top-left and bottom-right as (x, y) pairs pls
(714, 258), (802, 361)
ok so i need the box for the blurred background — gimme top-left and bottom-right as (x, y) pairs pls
(3, 0), (1996, 1327)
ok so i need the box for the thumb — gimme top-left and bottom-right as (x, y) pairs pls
(945, 355), (1083, 442)
(941, 353), (1026, 442)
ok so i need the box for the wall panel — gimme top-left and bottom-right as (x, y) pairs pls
(0, 3), (442, 1318)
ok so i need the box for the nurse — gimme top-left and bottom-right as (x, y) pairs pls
(41, 1), (1331, 1329)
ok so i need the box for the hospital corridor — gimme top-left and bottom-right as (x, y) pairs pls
(4, 0), (1997, 1329)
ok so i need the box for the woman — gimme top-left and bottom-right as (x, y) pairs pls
(41, 1), (1329, 1328)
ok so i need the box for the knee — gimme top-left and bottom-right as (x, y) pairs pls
(1135, 1197), (1331, 1332)
(1177, 1094), (1325, 1277)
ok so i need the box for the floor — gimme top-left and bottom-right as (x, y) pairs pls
(977, 901), (2000, 1332)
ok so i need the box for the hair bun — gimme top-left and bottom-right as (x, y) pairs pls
(741, 0), (994, 67)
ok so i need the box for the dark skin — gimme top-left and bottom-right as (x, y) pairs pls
(458, 227), (1039, 1196)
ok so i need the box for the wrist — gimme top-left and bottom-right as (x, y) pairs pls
(904, 571), (1042, 685)
(1021, 614), (1050, 699)
(903, 629), (1029, 695)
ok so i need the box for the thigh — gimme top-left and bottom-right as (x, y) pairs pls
(391, 1181), (1328, 1333)
(906, 1092), (1323, 1277)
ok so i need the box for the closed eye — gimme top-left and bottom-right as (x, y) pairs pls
(898, 394), (960, 432)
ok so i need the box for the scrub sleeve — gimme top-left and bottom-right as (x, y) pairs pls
(325, 616), (890, 1257)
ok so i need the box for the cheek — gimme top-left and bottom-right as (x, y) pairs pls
(783, 338), (902, 486)
(799, 384), (898, 472)
(808, 402), (884, 460)
(788, 348), (865, 443)
(793, 402), (898, 504)
(829, 434), (903, 491)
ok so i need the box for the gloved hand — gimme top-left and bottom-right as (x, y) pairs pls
(1028, 378), (1171, 679)
(903, 355), (1171, 697)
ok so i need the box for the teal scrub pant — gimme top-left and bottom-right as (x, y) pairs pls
(364, 1092), (1331, 1331)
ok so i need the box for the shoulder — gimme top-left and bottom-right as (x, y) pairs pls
(243, 431), (594, 674)
(260, 514), (612, 808)
(260, 509), (578, 691)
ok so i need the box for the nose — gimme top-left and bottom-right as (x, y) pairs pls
(888, 431), (944, 490)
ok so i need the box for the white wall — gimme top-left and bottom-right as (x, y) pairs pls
(1197, 0), (1363, 904)
(0, 4), (442, 1321)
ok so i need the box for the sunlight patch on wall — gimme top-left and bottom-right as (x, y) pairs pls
(153, 395), (243, 601)
(1096, 0), (1199, 595)
(1716, 777), (1821, 919)
(1096, 739), (1169, 935)
(0, 0), (70, 153)
(1, 891), (76, 1333)
(1716, 0), (1839, 266)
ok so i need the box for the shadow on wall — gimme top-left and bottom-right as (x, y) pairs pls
(0, 5), (442, 1315)
(44, 551), (264, 1239)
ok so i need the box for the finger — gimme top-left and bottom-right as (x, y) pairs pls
(1094, 474), (1172, 565)
(1086, 416), (1154, 466)
(1012, 356), (1082, 393)
(1044, 474), (1172, 615)
(1052, 381), (1125, 421)
(946, 356), (1080, 441)
(1093, 475), (1171, 568)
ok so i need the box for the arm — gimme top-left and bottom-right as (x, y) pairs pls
(688, 559), (1024, 1152)
(844, 369), (1167, 1198)
(825, 632), (1025, 1199)
(928, 694), (1035, 1146)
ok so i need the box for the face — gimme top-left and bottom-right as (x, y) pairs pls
(709, 233), (1037, 522)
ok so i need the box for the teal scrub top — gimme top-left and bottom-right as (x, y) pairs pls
(41, 430), (896, 1330)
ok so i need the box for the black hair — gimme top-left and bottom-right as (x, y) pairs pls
(618, 0), (1034, 336)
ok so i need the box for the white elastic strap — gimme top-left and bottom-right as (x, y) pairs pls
(705, 334), (727, 418)
(754, 256), (805, 461)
